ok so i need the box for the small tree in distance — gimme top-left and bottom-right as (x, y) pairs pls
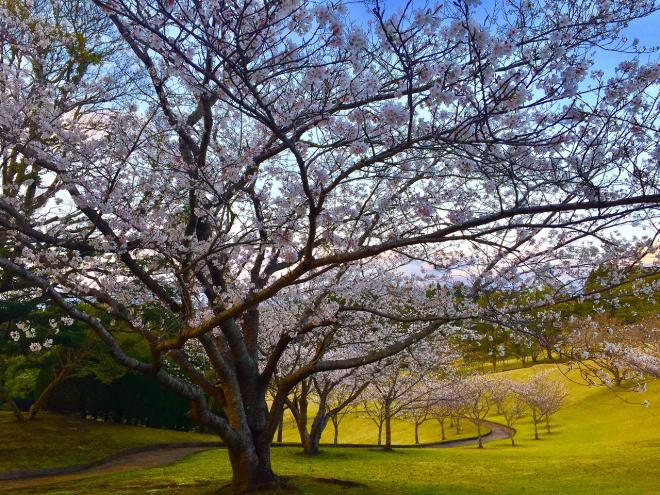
(363, 340), (451, 450)
(564, 316), (660, 388)
(520, 371), (569, 439)
(431, 380), (466, 441)
(362, 359), (430, 451)
(455, 375), (492, 448)
(402, 383), (437, 445)
(327, 376), (367, 446)
(499, 381), (527, 446)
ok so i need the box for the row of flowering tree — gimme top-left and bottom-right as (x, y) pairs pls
(1, 0), (659, 492)
(422, 371), (568, 447)
(273, 348), (575, 451)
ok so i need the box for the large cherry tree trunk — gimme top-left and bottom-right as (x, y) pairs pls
(226, 438), (278, 493)
(213, 376), (283, 493)
(306, 414), (330, 455)
(189, 321), (285, 494)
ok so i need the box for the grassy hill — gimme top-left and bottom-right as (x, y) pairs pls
(0, 412), (215, 472)
(5, 364), (659, 494)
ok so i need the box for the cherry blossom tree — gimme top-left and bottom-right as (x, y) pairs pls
(488, 376), (511, 415)
(1, 0), (660, 491)
(0, 300), (101, 421)
(519, 370), (568, 439)
(401, 380), (437, 445)
(360, 385), (387, 445)
(563, 315), (660, 387)
(430, 383), (460, 441)
(362, 341), (447, 450)
(284, 368), (368, 455)
(327, 373), (368, 446)
(495, 379), (526, 446)
(453, 374), (492, 448)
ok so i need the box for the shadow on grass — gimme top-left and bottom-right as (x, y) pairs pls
(215, 476), (366, 494)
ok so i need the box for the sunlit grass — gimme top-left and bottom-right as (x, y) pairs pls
(6, 364), (658, 494)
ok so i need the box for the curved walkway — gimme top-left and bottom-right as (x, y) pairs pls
(428, 420), (512, 448)
(0, 444), (217, 492)
(0, 421), (512, 492)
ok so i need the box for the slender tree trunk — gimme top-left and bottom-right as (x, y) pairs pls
(331, 416), (339, 445)
(545, 415), (551, 434)
(476, 421), (483, 448)
(28, 366), (70, 420)
(545, 345), (553, 361)
(384, 400), (392, 451)
(510, 433), (516, 446)
(414, 421), (420, 444)
(455, 416), (461, 434)
(0, 383), (25, 422)
(439, 418), (446, 440)
(377, 421), (383, 445)
(533, 412), (539, 440)
(276, 414), (283, 443)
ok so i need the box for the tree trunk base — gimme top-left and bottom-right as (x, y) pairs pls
(217, 475), (288, 494)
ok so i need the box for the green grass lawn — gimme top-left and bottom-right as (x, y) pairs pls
(5, 364), (659, 494)
(0, 412), (215, 472)
(0, 397), (478, 474)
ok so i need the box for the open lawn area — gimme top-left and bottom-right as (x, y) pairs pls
(0, 412), (215, 472)
(0, 400), (478, 474)
(4, 365), (658, 494)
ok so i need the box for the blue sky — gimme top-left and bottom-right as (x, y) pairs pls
(346, 0), (660, 74)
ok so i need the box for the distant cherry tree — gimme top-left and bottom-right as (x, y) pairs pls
(519, 370), (568, 438)
(401, 380), (438, 445)
(327, 374), (369, 446)
(497, 379), (527, 446)
(564, 316), (660, 387)
(453, 374), (493, 448)
(362, 343), (445, 450)
(284, 368), (368, 455)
